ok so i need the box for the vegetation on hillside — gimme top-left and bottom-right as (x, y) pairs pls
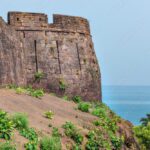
(0, 110), (38, 150)
(40, 127), (61, 150)
(134, 114), (150, 150)
(0, 86), (141, 149)
(7, 85), (44, 98)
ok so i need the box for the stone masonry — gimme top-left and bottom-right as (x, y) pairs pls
(0, 12), (101, 101)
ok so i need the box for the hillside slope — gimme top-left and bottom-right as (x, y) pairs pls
(0, 89), (139, 150)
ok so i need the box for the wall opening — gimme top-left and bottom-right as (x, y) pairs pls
(34, 40), (38, 72)
(76, 43), (81, 71)
(23, 31), (25, 38)
(56, 41), (61, 74)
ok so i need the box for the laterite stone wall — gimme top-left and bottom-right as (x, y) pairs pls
(0, 12), (102, 101)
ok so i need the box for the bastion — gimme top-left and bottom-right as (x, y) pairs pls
(0, 12), (101, 101)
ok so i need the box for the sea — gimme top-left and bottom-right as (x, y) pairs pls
(102, 86), (150, 125)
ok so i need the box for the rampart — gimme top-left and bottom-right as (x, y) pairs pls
(0, 12), (101, 101)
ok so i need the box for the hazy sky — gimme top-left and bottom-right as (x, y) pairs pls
(0, 0), (150, 86)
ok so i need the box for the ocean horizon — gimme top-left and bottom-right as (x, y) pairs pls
(102, 86), (150, 125)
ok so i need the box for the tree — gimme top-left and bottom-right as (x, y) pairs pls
(140, 114), (150, 126)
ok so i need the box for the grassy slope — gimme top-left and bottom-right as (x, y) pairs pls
(0, 89), (139, 150)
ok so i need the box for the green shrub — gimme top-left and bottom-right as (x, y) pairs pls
(44, 111), (54, 120)
(62, 122), (83, 144)
(40, 128), (61, 150)
(15, 87), (26, 94)
(8, 85), (45, 99)
(12, 113), (29, 129)
(134, 125), (150, 150)
(0, 142), (16, 150)
(78, 102), (90, 112)
(92, 107), (107, 118)
(20, 128), (38, 142)
(0, 110), (14, 140)
(109, 132), (123, 150)
(134, 114), (150, 150)
(25, 141), (37, 150)
(34, 71), (44, 81)
(24, 86), (44, 98)
(52, 127), (61, 137)
(88, 103), (122, 149)
(72, 96), (82, 103)
(7, 84), (17, 89)
(29, 89), (44, 98)
(94, 103), (109, 110)
(86, 130), (111, 150)
(91, 104), (118, 133)
(72, 145), (81, 150)
(40, 136), (61, 150)
(93, 120), (101, 126)
(59, 79), (66, 91)
(20, 128), (38, 150)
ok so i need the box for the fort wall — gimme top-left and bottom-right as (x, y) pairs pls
(0, 12), (101, 101)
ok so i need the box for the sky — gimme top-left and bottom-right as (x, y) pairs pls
(0, 0), (150, 86)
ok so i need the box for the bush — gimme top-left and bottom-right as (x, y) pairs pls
(40, 136), (61, 150)
(20, 128), (38, 142)
(92, 107), (107, 118)
(59, 79), (66, 91)
(12, 113), (29, 129)
(88, 103), (122, 149)
(72, 96), (82, 103)
(7, 84), (17, 89)
(62, 122), (83, 144)
(133, 114), (150, 150)
(109, 132), (123, 150)
(0, 110), (14, 140)
(34, 71), (44, 81)
(86, 130), (111, 150)
(40, 128), (61, 150)
(28, 89), (44, 98)
(44, 111), (54, 120)
(134, 125), (150, 150)
(0, 142), (16, 150)
(8, 85), (45, 99)
(73, 145), (81, 150)
(91, 104), (118, 133)
(93, 120), (101, 126)
(24, 141), (37, 150)
(78, 102), (90, 112)
(20, 128), (38, 150)
(52, 127), (60, 136)
(15, 87), (26, 94)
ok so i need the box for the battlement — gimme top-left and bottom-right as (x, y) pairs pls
(52, 14), (90, 33)
(8, 12), (48, 28)
(8, 12), (90, 34)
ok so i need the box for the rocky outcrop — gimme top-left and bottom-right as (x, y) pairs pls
(0, 12), (101, 101)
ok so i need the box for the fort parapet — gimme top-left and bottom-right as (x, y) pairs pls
(0, 12), (101, 101)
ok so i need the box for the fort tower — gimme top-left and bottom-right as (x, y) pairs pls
(0, 12), (101, 101)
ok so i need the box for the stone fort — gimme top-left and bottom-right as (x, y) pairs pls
(0, 12), (101, 101)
